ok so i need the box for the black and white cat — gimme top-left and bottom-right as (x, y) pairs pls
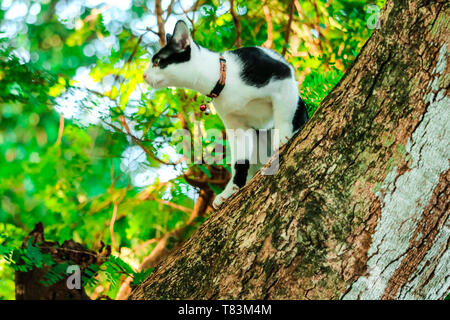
(143, 21), (309, 209)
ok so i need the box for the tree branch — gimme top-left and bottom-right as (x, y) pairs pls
(155, 0), (166, 46)
(282, 0), (295, 57)
(103, 117), (182, 167)
(164, 0), (176, 22)
(55, 114), (64, 145)
(262, 5), (273, 49)
(109, 203), (118, 252)
(229, 0), (242, 48)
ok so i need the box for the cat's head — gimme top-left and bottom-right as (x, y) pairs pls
(143, 20), (192, 88)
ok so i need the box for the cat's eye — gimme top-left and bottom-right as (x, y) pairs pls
(153, 58), (160, 68)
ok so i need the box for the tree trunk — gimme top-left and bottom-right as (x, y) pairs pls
(130, 0), (449, 300)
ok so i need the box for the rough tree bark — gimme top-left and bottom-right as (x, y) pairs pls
(130, 0), (449, 300)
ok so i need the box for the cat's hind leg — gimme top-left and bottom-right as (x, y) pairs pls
(271, 82), (299, 147)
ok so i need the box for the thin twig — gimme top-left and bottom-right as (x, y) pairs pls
(110, 203), (118, 252)
(229, 0), (242, 48)
(311, 0), (325, 54)
(155, 0), (166, 46)
(113, 34), (144, 84)
(146, 28), (160, 36)
(84, 5), (111, 23)
(134, 238), (159, 252)
(154, 198), (192, 213)
(56, 114), (64, 144)
(262, 5), (273, 48)
(293, 0), (303, 19)
(164, 0), (176, 21)
(282, 0), (295, 57)
(116, 116), (183, 166)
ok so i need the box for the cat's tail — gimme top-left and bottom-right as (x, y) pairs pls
(292, 96), (309, 132)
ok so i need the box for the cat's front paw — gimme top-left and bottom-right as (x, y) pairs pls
(212, 184), (240, 209)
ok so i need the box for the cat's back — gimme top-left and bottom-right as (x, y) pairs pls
(227, 46), (294, 88)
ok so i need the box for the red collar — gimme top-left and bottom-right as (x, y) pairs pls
(207, 56), (227, 98)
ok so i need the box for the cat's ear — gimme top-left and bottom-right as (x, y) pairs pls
(166, 33), (172, 44)
(172, 20), (190, 51)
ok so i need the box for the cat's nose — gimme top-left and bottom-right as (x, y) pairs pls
(143, 74), (147, 79)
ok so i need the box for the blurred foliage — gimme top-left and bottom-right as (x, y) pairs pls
(0, 0), (383, 299)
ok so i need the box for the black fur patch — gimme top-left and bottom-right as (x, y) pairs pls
(152, 41), (191, 69)
(233, 160), (250, 188)
(230, 47), (291, 87)
(292, 97), (309, 132)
